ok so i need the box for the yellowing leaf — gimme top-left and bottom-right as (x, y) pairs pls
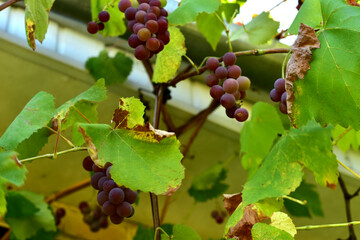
(270, 212), (297, 237)
(112, 97), (145, 129)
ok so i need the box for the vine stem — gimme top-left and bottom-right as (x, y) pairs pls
(45, 126), (75, 148)
(72, 105), (92, 124)
(296, 221), (360, 230)
(45, 178), (91, 203)
(214, 12), (233, 52)
(282, 195), (307, 205)
(0, 0), (20, 11)
(168, 48), (289, 87)
(337, 159), (360, 179)
(19, 147), (88, 163)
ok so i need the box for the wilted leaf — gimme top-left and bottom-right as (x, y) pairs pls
(223, 193), (242, 215)
(112, 97), (146, 129)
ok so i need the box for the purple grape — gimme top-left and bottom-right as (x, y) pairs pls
(103, 201), (116, 216)
(240, 91), (246, 100)
(223, 52), (236, 66)
(116, 202), (133, 217)
(281, 91), (287, 104)
(270, 89), (281, 102)
(109, 188), (125, 205)
(145, 12), (157, 21)
(98, 176), (108, 191)
(210, 85), (224, 100)
(135, 10), (147, 23)
(103, 179), (117, 194)
(125, 7), (137, 20)
(205, 74), (219, 87)
(90, 222), (101, 232)
(157, 31), (170, 45)
(110, 214), (124, 224)
(93, 207), (102, 220)
(237, 76), (251, 91)
(134, 45), (150, 60)
(98, 22), (105, 31)
(79, 201), (91, 214)
(160, 8), (168, 17)
(234, 108), (249, 122)
(104, 162), (112, 170)
(215, 66), (228, 79)
(124, 188), (138, 204)
(225, 106), (237, 118)
(118, 0), (132, 12)
(157, 18), (168, 33)
(147, 6), (160, 17)
(223, 78), (239, 94)
(97, 191), (109, 206)
(274, 78), (286, 93)
(211, 210), (219, 218)
(216, 215), (224, 224)
(128, 20), (137, 32)
(133, 23), (145, 34)
(128, 34), (142, 48)
(82, 156), (93, 172)
(206, 57), (219, 71)
(227, 65), (242, 78)
(154, 40), (164, 54)
(139, 0), (150, 3)
(138, 3), (150, 11)
(83, 213), (93, 224)
(279, 102), (288, 114)
(91, 172), (105, 190)
(150, 0), (161, 7)
(146, 38), (160, 51)
(220, 94), (236, 109)
(87, 21), (99, 34)
(145, 20), (159, 34)
(56, 208), (66, 218)
(137, 28), (151, 41)
(106, 166), (112, 179)
(99, 216), (108, 228)
(98, 11), (110, 22)
(233, 91), (241, 100)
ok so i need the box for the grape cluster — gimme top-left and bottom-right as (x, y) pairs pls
(54, 208), (66, 226)
(211, 210), (227, 224)
(87, 11), (111, 34)
(82, 156), (138, 225)
(79, 201), (109, 232)
(269, 78), (287, 114)
(205, 52), (251, 122)
(119, 0), (169, 60)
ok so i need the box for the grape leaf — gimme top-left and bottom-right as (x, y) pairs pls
(112, 97), (146, 129)
(5, 191), (56, 240)
(242, 121), (338, 206)
(168, 0), (221, 25)
(0, 151), (27, 216)
(332, 125), (360, 153)
(219, 2), (241, 23)
(251, 223), (294, 240)
(230, 12), (279, 45)
(196, 12), (224, 51)
(240, 102), (284, 179)
(153, 27), (186, 83)
(24, 0), (55, 50)
(85, 50), (133, 86)
(79, 124), (184, 194)
(168, 224), (201, 240)
(270, 212), (296, 237)
(91, 0), (127, 37)
(287, 0), (322, 35)
(284, 181), (323, 218)
(135, 224), (173, 240)
(290, 0), (360, 130)
(54, 79), (107, 124)
(0, 92), (55, 151)
(188, 162), (229, 202)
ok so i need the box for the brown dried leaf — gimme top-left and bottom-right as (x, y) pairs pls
(286, 23), (320, 119)
(78, 127), (99, 165)
(224, 193), (243, 215)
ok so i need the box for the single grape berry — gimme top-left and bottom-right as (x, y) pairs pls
(83, 213), (93, 224)
(128, 34), (143, 48)
(223, 78), (239, 94)
(99, 217), (108, 228)
(98, 11), (110, 22)
(82, 156), (93, 172)
(109, 188), (125, 205)
(270, 89), (281, 102)
(87, 21), (99, 34)
(146, 37), (160, 51)
(274, 78), (286, 93)
(223, 52), (237, 66)
(56, 208), (66, 218)
(103, 179), (117, 194)
(234, 108), (249, 122)
(124, 188), (138, 204)
(211, 210), (219, 218)
(116, 202), (133, 217)
(145, 20), (159, 34)
(237, 76), (251, 91)
(138, 3), (150, 11)
(93, 207), (102, 220)
(227, 65), (242, 78)
(281, 91), (287, 105)
(232, 91), (241, 100)
(98, 176), (108, 191)
(98, 22), (105, 31)
(134, 45), (150, 60)
(149, 0), (161, 7)
(102, 201), (116, 216)
(97, 191), (109, 206)
(205, 74), (219, 87)
(90, 222), (101, 232)
(79, 201), (91, 214)
(215, 66), (228, 79)
(125, 7), (137, 20)
(157, 31), (170, 45)
(118, 0), (132, 12)
(210, 85), (225, 100)
(220, 94), (236, 109)
(206, 58), (219, 71)
(148, 6), (161, 17)
(135, 10), (147, 23)
(145, 12), (157, 21)
(160, 8), (168, 17)
(225, 106), (237, 118)
(279, 102), (288, 114)
(216, 215), (224, 224)
(157, 18), (168, 33)
(240, 91), (246, 100)
(91, 172), (105, 190)
(110, 214), (124, 224)
(137, 28), (151, 41)
(133, 24), (145, 34)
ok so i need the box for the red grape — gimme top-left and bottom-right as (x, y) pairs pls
(98, 22), (105, 31)
(110, 214), (124, 224)
(274, 78), (286, 93)
(82, 156), (93, 172)
(134, 45), (150, 60)
(281, 91), (287, 104)
(137, 28), (151, 41)
(97, 191), (109, 206)
(87, 21), (99, 34)
(145, 20), (159, 34)
(135, 10), (146, 23)
(237, 76), (251, 91)
(215, 66), (228, 79)
(128, 34), (143, 48)
(205, 73), (219, 87)
(279, 102), (288, 114)
(125, 7), (137, 20)
(138, 3), (150, 11)
(220, 94), (236, 109)
(223, 78), (239, 94)
(227, 65), (242, 78)
(116, 202), (133, 217)
(124, 188), (138, 204)
(118, 0), (132, 12)
(158, 31), (170, 45)
(146, 37), (160, 51)
(225, 106), (237, 118)
(210, 85), (224, 100)
(98, 11), (110, 22)
(223, 52), (236, 66)
(109, 188), (125, 205)
(234, 108), (249, 122)
(206, 57), (219, 71)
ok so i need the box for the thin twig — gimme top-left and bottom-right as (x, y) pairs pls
(183, 55), (199, 74)
(214, 12), (233, 52)
(72, 106), (92, 124)
(333, 127), (353, 146)
(296, 221), (360, 230)
(268, 0), (287, 12)
(0, 0), (20, 11)
(168, 48), (290, 87)
(19, 147), (88, 163)
(338, 160), (360, 179)
(45, 126), (75, 148)
(282, 195), (307, 205)
(350, 187), (360, 199)
(53, 118), (61, 159)
(0, 230), (11, 240)
(45, 178), (91, 203)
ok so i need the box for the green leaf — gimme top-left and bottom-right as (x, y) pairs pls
(240, 102), (284, 179)
(133, 224), (154, 240)
(196, 12), (224, 51)
(0, 151), (28, 216)
(231, 12), (279, 44)
(153, 26), (187, 83)
(284, 181), (323, 218)
(256, 198), (284, 217)
(0, 92), (55, 151)
(270, 212), (296, 237)
(5, 191), (57, 240)
(91, 0), (127, 37)
(79, 123), (184, 195)
(251, 223), (294, 240)
(188, 162), (229, 202)
(332, 125), (360, 153)
(242, 121), (338, 205)
(170, 225), (202, 240)
(15, 127), (51, 159)
(287, 0), (322, 35)
(219, 2), (241, 23)
(168, 0), (221, 25)
(54, 79), (107, 124)
(112, 97), (146, 129)
(85, 50), (133, 86)
(24, 0), (55, 50)
(291, 0), (360, 130)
